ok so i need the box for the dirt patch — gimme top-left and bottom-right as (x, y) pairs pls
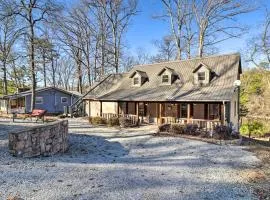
(244, 145), (270, 199)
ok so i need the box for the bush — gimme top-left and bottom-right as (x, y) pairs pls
(108, 117), (119, 126)
(119, 117), (134, 127)
(170, 124), (185, 134)
(184, 124), (199, 135)
(91, 116), (107, 125)
(240, 121), (266, 137)
(213, 125), (232, 140)
(158, 123), (171, 133)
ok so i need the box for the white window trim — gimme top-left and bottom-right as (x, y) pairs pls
(133, 77), (140, 86)
(162, 75), (169, 83)
(35, 97), (43, 104)
(61, 97), (68, 103)
(198, 72), (206, 81)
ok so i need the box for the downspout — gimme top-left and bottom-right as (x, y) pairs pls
(223, 101), (226, 125)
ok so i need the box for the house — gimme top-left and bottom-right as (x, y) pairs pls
(1, 87), (81, 114)
(83, 53), (241, 131)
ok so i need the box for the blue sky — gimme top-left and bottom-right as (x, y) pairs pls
(125, 0), (270, 58)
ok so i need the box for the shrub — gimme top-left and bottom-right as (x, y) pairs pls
(158, 123), (171, 133)
(240, 121), (266, 137)
(91, 116), (107, 125)
(170, 124), (185, 134)
(108, 117), (119, 126)
(213, 125), (232, 140)
(184, 124), (199, 135)
(119, 117), (134, 127)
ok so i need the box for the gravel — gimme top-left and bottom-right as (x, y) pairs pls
(0, 118), (261, 200)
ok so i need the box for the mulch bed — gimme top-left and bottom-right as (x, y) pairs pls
(154, 132), (242, 145)
(243, 145), (270, 200)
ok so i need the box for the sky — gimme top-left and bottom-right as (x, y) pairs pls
(124, 0), (270, 62)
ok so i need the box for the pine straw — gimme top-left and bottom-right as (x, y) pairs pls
(244, 145), (270, 200)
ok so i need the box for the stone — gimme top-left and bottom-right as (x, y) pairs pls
(16, 141), (25, 150)
(9, 120), (69, 158)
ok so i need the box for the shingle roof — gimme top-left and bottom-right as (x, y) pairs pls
(84, 53), (241, 102)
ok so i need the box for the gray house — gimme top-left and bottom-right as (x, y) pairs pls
(1, 87), (81, 114)
(83, 53), (241, 131)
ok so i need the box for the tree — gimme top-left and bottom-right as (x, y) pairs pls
(193, 0), (253, 57)
(159, 0), (190, 60)
(0, 0), (61, 111)
(97, 0), (138, 73)
(35, 37), (54, 87)
(152, 35), (176, 61)
(0, 15), (22, 95)
(246, 11), (270, 70)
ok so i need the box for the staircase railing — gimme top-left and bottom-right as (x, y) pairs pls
(70, 74), (112, 116)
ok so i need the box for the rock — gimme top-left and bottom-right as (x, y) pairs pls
(9, 120), (69, 158)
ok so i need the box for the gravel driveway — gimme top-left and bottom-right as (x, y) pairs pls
(0, 118), (261, 200)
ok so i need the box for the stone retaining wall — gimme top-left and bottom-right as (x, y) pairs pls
(9, 120), (69, 157)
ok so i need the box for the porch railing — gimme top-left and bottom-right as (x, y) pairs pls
(102, 113), (138, 125)
(161, 117), (221, 131)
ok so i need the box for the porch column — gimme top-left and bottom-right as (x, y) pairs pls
(223, 101), (226, 125)
(117, 102), (120, 116)
(159, 103), (162, 124)
(88, 100), (91, 117)
(136, 102), (139, 121)
(100, 101), (102, 117)
(187, 103), (191, 123)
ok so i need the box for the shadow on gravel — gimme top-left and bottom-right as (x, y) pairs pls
(0, 123), (28, 140)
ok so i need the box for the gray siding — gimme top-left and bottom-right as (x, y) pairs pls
(25, 89), (78, 113)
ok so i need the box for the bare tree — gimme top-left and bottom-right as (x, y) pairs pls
(153, 35), (176, 61)
(0, 15), (22, 94)
(1, 0), (60, 110)
(35, 37), (54, 87)
(159, 0), (190, 60)
(97, 0), (138, 73)
(247, 11), (270, 70)
(193, 0), (254, 57)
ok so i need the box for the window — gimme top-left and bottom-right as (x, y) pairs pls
(133, 77), (139, 85)
(61, 97), (68, 103)
(35, 97), (43, 104)
(198, 72), (205, 81)
(162, 75), (169, 83)
(180, 103), (187, 118)
(209, 104), (220, 120)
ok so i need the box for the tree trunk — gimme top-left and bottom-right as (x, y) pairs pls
(198, 30), (204, 58)
(3, 62), (8, 95)
(30, 18), (36, 112)
(113, 29), (118, 73)
(51, 57), (55, 87)
(76, 50), (82, 94)
(43, 54), (47, 87)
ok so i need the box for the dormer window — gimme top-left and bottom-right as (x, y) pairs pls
(129, 70), (148, 87)
(158, 67), (178, 85)
(133, 77), (139, 85)
(162, 75), (169, 83)
(193, 63), (213, 86)
(198, 72), (205, 81)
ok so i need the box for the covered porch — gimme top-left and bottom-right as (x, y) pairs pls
(94, 101), (228, 130)
(7, 96), (26, 114)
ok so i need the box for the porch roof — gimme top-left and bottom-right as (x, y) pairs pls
(84, 53), (241, 102)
